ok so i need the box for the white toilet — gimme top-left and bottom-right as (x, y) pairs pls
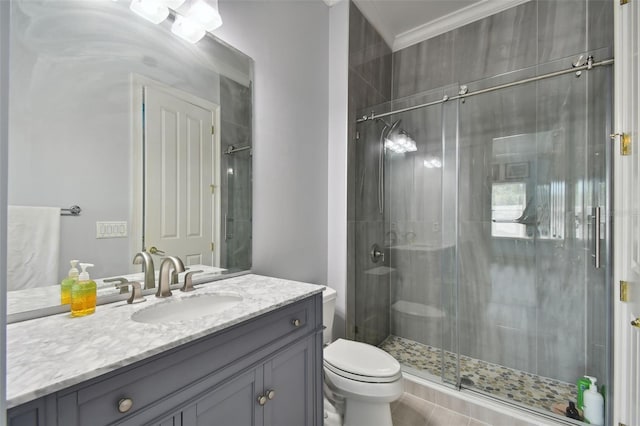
(322, 287), (403, 426)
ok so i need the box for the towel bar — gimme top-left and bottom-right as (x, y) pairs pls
(61, 205), (81, 216)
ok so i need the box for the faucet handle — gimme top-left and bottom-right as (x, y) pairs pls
(117, 281), (146, 304)
(105, 277), (130, 294)
(181, 270), (203, 292)
(171, 267), (185, 284)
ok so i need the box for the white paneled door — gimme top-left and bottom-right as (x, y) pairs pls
(614, 0), (640, 425)
(143, 84), (218, 268)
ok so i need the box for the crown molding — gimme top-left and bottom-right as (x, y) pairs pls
(392, 0), (530, 52)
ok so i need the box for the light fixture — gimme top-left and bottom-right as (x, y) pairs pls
(129, 0), (170, 24)
(185, 0), (223, 31)
(171, 15), (206, 43)
(424, 157), (442, 168)
(163, 0), (186, 9)
(385, 130), (417, 154)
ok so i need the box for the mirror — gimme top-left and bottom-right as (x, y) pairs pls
(7, 0), (253, 320)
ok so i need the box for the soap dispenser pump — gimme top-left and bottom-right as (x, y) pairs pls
(61, 259), (80, 305)
(71, 263), (97, 317)
(583, 376), (604, 425)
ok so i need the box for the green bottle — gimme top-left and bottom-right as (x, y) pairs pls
(577, 376), (594, 410)
(60, 260), (80, 305)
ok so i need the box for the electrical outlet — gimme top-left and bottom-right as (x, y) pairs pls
(432, 222), (440, 232)
(96, 221), (128, 239)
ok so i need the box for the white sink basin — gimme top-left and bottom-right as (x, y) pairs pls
(131, 293), (243, 323)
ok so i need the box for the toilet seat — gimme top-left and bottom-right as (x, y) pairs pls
(324, 339), (402, 383)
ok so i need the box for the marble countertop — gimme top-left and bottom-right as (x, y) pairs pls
(6, 274), (324, 409)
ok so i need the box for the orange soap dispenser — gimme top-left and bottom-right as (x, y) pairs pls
(71, 263), (97, 317)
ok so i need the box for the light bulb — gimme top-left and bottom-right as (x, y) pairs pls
(185, 0), (223, 31)
(129, 0), (169, 24)
(171, 14), (206, 43)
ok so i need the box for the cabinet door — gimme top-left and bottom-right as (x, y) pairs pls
(263, 338), (316, 426)
(152, 414), (182, 426)
(182, 368), (263, 426)
(7, 397), (54, 426)
(8, 408), (42, 426)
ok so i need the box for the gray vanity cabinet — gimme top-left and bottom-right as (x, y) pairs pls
(7, 294), (323, 426)
(177, 337), (315, 426)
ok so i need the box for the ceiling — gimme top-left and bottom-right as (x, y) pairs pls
(350, 0), (528, 51)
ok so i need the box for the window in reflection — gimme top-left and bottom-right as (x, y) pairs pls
(491, 182), (527, 238)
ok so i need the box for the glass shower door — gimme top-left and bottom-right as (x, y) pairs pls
(361, 87), (457, 385)
(452, 64), (611, 416)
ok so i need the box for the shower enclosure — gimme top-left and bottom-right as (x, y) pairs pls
(349, 35), (612, 426)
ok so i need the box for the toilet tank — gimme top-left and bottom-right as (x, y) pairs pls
(322, 286), (337, 345)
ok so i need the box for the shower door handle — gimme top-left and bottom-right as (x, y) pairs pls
(593, 207), (601, 269)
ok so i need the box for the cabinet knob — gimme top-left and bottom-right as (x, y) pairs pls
(292, 318), (301, 327)
(117, 398), (134, 413)
(266, 389), (276, 400)
(257, 395), (268, 406)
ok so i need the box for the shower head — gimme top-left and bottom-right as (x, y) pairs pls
(375, 118), (416, 153)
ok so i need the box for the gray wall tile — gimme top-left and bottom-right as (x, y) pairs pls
(392, 32), (455, 99)
(347, 1), (393, 344)
(588, 0), (614, 53)
(538, 0), (587, 63)
(454, 2), (537, 84)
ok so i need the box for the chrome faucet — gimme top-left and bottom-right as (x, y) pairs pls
(157, 256), (185, 298)
(133, 251), (155, 290)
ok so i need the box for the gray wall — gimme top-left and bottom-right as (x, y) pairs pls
(216, 1), (329, 286)
(387, 0), (613, 384)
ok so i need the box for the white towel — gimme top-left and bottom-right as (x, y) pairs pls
(7, 206), (61, 291)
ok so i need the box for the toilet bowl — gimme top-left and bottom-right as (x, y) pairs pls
(322, 287), (403, 426)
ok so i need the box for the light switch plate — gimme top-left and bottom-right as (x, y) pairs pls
(96, 221), (128, 239)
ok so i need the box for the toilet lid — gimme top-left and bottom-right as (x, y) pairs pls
(324, 339), (401, 382)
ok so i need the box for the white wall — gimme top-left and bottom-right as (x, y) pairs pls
(0, 0), (8, 422)
(327, 0), (349, 339)
(216, 0), (330, 286)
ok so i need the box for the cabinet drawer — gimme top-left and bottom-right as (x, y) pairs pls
(58, 295), (319, 426)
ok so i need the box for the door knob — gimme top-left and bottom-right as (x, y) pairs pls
(292, 318), (301, 327)
(266, 389), (275, 400)
(148, 246), (165, 255)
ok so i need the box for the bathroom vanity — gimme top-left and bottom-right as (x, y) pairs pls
(6, 275), (323, 426)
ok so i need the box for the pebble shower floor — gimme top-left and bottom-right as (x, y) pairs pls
(380, 335), (577, 415)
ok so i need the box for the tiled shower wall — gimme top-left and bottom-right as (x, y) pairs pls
(346, 2), (392, 345)
(347, 0), (613, 386)
(387, 0), (613, 385)
(220, 76), (252, 272)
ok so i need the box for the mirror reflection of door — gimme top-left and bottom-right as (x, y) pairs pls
(143, 84), (220, 267)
